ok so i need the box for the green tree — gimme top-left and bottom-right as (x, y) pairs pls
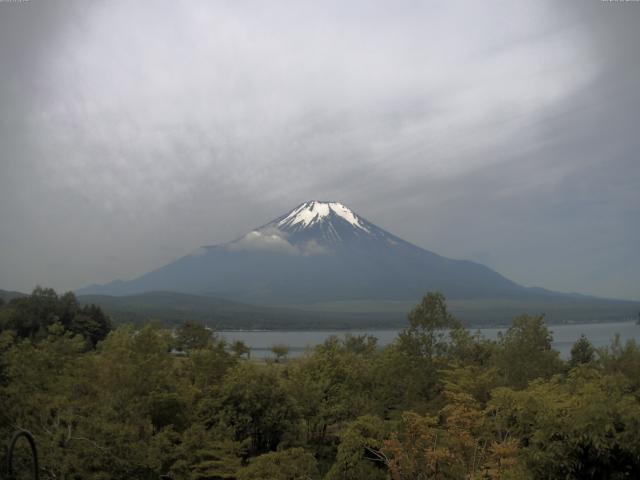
(201, 363), (298, 455)
(96, 325), (185, 432)
(325, 415), (388, 480)
(342, 333), (378, 355)
(183, 342), (236, 394)
(69, 303), (112, 348)
(231, 339), (251, 359)
(175, 320), (215, 351)
(488, 369), (640, 479)
(159, 424), (243, 480)
(448, 327), (497, 368)
(0, 287), (59, 339)
(271, 343), (289, 362)
(237, 448), (319, 480)
(0, 287), (111, 347)
(285, 336), (380, 445)
(399, 292), (462, 360)
(386, 292), (463, 408)
(597, 335), (640, 391)
(569, 334), (595, 368)
(495, 314), (563, 389)
(0, 326), (112, 479)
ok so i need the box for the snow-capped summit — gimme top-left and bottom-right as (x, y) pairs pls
(259, 200), (392, 247)
(276, 201), (370, 233)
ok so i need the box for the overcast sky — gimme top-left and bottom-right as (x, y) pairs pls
(0, 0), (638, 300)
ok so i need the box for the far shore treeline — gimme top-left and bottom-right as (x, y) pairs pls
(1, 287), (640, 479)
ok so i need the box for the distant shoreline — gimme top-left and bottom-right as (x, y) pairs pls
(217, 319), (638, 333)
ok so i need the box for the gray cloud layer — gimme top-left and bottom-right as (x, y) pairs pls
(0, 0), (638, 300)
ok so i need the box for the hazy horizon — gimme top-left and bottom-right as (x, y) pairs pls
(1, 0), (639, 301)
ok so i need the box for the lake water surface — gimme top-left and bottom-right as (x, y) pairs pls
(220, 321), (640, 359)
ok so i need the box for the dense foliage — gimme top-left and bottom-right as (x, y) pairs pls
(0, 287), (111, 348)
(1, 290), (639, 479)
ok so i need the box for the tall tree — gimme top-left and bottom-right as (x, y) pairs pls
(495, 314), (563, 389)
(175, 320), (214, 351)
(389, 292), (463, 407)
(325, 415), (388, 480)
(569, 334), (595, 368)
(231, 339), (251, 359)
(201, 363), (298, 455)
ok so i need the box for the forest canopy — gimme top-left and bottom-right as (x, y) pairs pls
(1, 289), (639, 479)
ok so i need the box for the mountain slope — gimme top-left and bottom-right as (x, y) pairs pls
(78, 201), (531, 303)
(76, 201), (634, 320)
(77, 291), (640, 328)
(0, 289), (28, 303)
(77, 291), (406, 329)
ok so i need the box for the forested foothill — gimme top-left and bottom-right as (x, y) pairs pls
(1, 288), (639, 479)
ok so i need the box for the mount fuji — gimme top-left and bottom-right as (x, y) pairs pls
(79, 201), (539, 303)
